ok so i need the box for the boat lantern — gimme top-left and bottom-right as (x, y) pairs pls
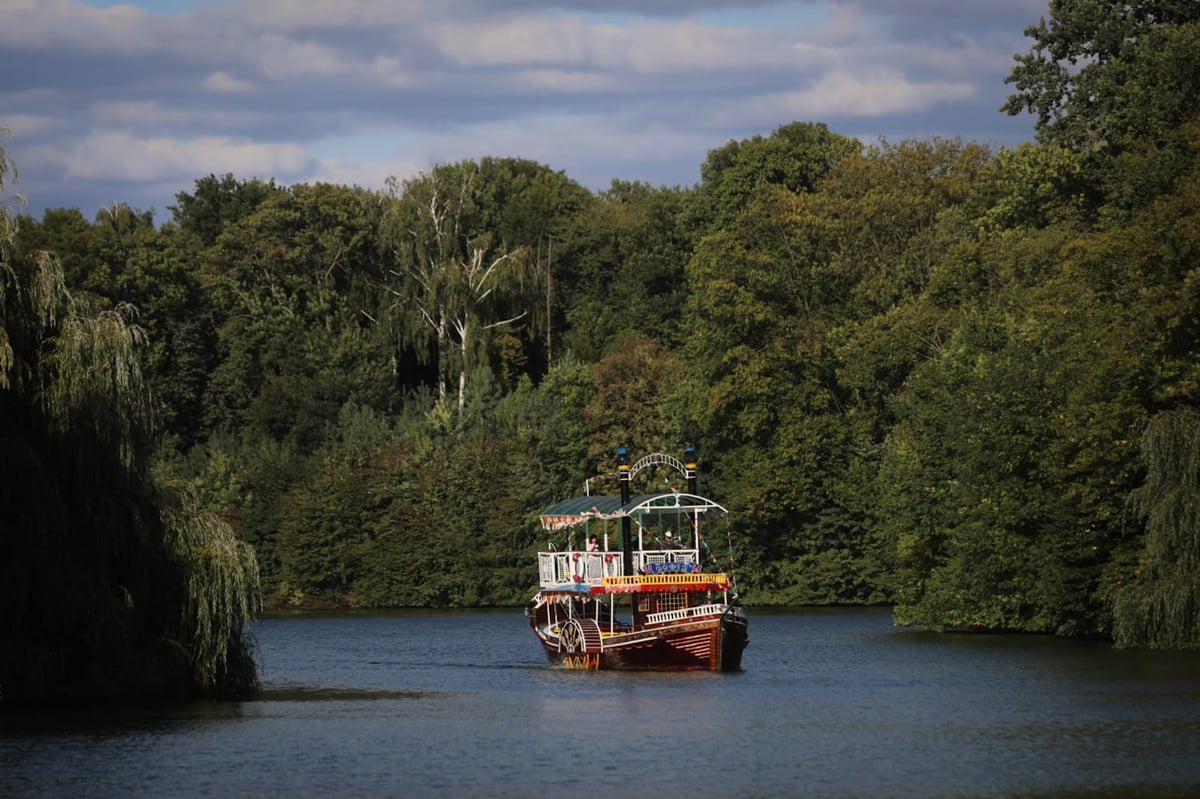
(617, 446), (630, 504)
(684, 444), (698, 495)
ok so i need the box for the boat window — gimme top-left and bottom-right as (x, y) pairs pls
(658, 593), (686, 613)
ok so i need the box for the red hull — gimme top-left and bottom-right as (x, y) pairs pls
(530, 606), (748, 672)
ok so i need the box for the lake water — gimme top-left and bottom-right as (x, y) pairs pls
(3, 607), (1199, 798)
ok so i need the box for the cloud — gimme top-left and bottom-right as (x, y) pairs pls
(201, 71), (257, 93)
(776, 69), (975, 120)
(308, 154), (424, 192)
(1, 112), (63, 139)
(438, 16), (792, 75)
(25, 132), (309, 183)
(0, 0), (1041, 222)
(88, 101), (245, 130)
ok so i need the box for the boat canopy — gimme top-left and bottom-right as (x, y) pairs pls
(539, 491), (728, 530)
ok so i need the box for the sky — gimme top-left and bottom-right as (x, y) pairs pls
(1, 0), (1049, 225)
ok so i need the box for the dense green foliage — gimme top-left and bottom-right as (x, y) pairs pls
(1, 137), (260, 702)
(3, 0), (1200, 683)
(1112, 407), (1200, 648)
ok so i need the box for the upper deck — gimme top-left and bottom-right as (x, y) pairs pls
(536, 545), (706, 589)
(536, 485), (729, 591)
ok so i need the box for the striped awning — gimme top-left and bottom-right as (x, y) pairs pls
(539, 492), (727, 530)
(538, 495), (629, 529)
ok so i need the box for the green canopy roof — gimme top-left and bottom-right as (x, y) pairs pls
(539, 492), (727, 530)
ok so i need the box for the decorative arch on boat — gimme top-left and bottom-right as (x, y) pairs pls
(583, 450), (697, 496)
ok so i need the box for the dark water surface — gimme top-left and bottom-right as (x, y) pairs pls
(3, 607), (1200, 798)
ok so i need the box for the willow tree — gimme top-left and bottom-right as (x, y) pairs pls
(0, 136), (259, 702)
(382, 161), (538, 414)
(1111, 407), (1200, 649)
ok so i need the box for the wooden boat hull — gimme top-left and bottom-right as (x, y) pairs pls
(531, 607), (748, 672)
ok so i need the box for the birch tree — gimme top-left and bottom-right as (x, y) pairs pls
(383, 161), (536, 414)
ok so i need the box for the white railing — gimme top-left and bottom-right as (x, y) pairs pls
(537, 549), (702, 588)
(646, 603), (727, 626)
(538, 551), (624, 587)
(638, 549), (697, 573)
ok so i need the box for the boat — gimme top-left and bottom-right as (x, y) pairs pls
(525, 447), (748, 671)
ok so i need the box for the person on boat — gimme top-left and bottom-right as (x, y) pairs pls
(587, 535), (600, 552)
(662, 530), (681, 549)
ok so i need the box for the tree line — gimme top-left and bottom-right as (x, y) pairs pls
(2, 0), (1199, 701)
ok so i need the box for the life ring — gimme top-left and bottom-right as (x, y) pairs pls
(573, 552), (581, 561)
(604, 554), (614, 563)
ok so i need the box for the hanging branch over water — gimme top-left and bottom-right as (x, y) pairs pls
(1113, 406), (1200, 649)
(1, 137), (261, 702)
(159, 481), (262, 692)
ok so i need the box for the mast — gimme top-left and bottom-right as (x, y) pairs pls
(618, 446), (632, 577)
